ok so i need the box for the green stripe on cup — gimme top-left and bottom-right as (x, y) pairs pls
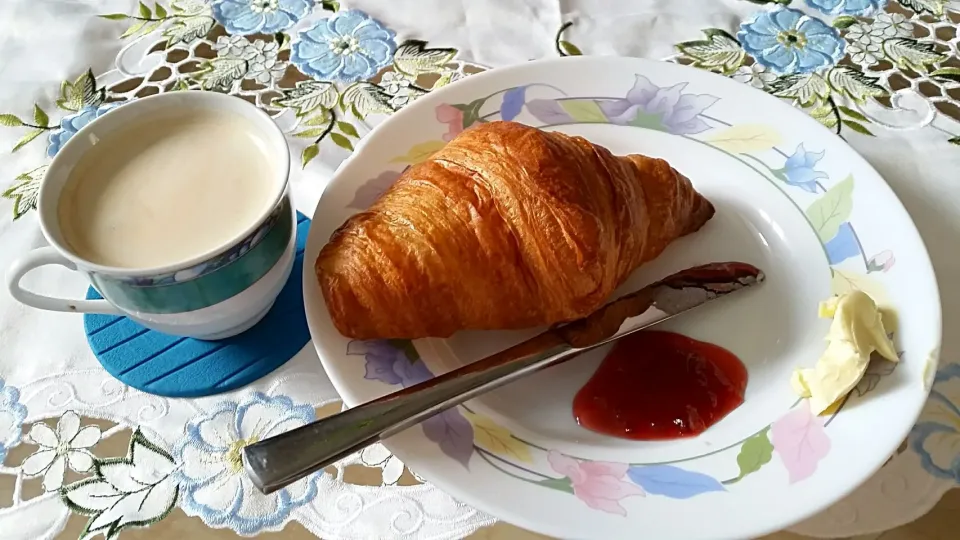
(92, 199), (294, 314)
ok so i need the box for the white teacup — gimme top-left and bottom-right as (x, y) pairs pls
(5, 91), (294, 340)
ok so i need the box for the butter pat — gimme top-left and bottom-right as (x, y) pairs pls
(793, 290), (898, 415)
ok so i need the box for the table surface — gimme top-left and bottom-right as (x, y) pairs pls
(1, 412), (956, 540)
(2, 1), (960, 539)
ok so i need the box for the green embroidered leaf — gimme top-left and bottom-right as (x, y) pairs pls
(57, 80), (81, 112)
(155, 2), (168, 18)
(810, 103), (839, 129)
(163, 15), (214, 45)
(842, 119), (875, 136)
(558, 99), (607, 122)
(675, 29), (745, 75)
(120, 20), (147, 38)
(769, 73), (830, 107)
(339, 82), (395, 119)
(300, 112), (331, 127)
(275, 80), (339, 116)
(2, 168), (43, 219)
(728, 427), (773, 484)
(170, 0), (207, 15)
(330, 132), (354, 151)
(832, 15), (858, 29)
(337, 121), (360, 138)
(321, 0), (340, 11)
(63, 429), (179, 540)
(838, 105), (868, 122)
(432, 71), (455, 89)
(141, 20), (164, 36)
(76, 69), (105, 107)
(558, 41), (583, 56)
(881, 38), (945, 73)
(393, 40), (457, 77)
(826, 67), (886, 103)
(555, 21), (582, 57)
(898, 0), (945, 17)
(536, 476), (575, 494)
(32, 105), (48, 127)
(192, 57), (248, 91)
(98, 13), (130, 20)
(138, 1), (152, 18)
(301, 144), (320, 167)
(931, 67), (960, 83)
(0, 114), (23, 127)
(806, 175), (855, 244)
(294, 128), (329, 138)
(11, 129), (44, 153)
(948, 135), (960, 145)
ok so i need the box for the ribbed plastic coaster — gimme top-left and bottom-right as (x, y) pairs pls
(83, 213), (311, 398)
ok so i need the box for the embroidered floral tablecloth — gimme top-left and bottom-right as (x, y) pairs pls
(1, 1), (959, 539)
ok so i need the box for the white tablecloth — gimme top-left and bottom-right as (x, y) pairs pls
(0, 1), (958, 538)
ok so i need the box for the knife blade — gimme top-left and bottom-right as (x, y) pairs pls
(244, 262), (763, 494)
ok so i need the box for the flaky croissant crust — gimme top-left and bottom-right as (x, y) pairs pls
(317, 121), (714, 339)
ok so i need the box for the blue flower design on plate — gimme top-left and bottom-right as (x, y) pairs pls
(774, 143), (828, 193)
(0, 378), (27, 463)
(806, 0), (887, 16)
(910, 364), (960, 482)
(290, 9), (397, 83)
(175, 392), (320, 534)
(349, 340), (475, 467)
(212, 0), (312, 36)
(597, 75), (719, 135)
(738, 7), (845, 74)
(47, 102), (122, 158)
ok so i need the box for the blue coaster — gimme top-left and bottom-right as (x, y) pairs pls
(83, 213), (312, 398)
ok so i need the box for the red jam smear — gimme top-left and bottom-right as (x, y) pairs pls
(573, 330), (747, 440)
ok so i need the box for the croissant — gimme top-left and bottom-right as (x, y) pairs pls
(316, 121), (714, 340)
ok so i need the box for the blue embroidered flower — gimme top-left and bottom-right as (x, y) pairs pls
(774, 143), (828, 193)
(47, 102), (122, 158)
(291, 10), (397, 83)
(176, 392), (321, 534)
(910, 363), (960, 481)
(806, 0), (887, 16)
(212, 0), (312, 36)
(0, 378), (27, 463)
(738, 7), (846, 74)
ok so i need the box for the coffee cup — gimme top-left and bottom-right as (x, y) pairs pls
(5, 91), (295, 340)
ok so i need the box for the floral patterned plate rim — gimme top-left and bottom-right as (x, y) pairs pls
(302, 56), (941, 540)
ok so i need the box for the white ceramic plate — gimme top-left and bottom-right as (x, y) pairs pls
(303, 57), (941, 540)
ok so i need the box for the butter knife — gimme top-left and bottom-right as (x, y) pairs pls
(244, 262), (763, 494)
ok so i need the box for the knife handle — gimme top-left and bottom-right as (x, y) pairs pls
(243, 339), (573, 494)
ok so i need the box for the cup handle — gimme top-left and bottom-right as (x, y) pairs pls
(6, 247), (122, 315)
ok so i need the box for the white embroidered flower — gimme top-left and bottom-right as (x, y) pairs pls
(21, 411), (101, 491)
(380, 71), (414, 108)
(213, 35), (287, 84)
(732, 63), (777, 89)
(175, 393), (321, 534)
(871, 12), (912, 39)
(845, 13), (912, 67)
(360, 443), (405, 485)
